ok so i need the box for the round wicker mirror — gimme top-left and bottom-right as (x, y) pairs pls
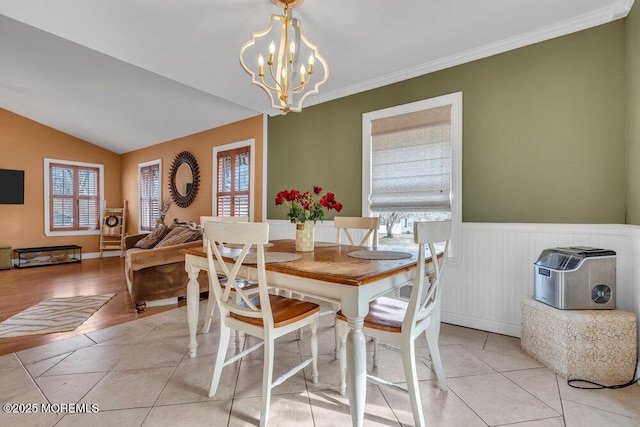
(169, 151), (200, 208)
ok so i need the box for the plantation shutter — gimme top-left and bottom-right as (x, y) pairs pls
(140, 163), (160, 231)
(51, 165), (75, 228)
(50, 164), (100, 230)
(77, 167), (99, 229)
(370, 106), (452, 212)
(217, 147), (250, 217)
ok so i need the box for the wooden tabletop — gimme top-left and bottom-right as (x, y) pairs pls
(183, 239), (435, 287)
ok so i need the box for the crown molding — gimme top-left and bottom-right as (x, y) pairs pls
(302, 1), (633, 109)
(613, 0), (635, 20)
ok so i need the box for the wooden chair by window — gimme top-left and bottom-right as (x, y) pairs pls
(336, 220), (451, 427)
(204, 221), (320, 427)
(335, 216), (380, 248)
(199, 215), (255, 338)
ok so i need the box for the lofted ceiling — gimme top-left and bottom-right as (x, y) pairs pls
(0, 0), (633, 154)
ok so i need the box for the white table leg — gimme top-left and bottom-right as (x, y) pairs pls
(346, 316), (366, 427)
(186, 265), (200, 358)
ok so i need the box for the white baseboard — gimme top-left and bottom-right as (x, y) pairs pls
(83, 251), (122, 259)
(441, 311), (521, 338)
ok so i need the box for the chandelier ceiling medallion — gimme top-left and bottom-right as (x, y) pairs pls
(240, 0), (329, 114)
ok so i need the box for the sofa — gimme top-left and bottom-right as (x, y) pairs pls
(124, 223), (208, 313)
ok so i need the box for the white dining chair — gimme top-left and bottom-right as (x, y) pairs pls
(334, 216), (380, 248)
(199, 215), (255, 339)
(204, 221), (319, 427)
(336, 220), (451, 427)
(317, 216), (381, 358)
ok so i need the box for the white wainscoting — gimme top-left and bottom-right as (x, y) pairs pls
(268, 220), (339, 242)
(267, 220), (640, 366)
(441, 223), (638, 338)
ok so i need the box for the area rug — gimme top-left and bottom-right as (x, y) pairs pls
(0, 293), (115, 338)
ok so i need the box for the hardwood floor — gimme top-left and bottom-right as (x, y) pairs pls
(0, 256), (184, 356)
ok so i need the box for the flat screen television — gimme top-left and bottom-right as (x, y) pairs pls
(0, 169), (25, 204)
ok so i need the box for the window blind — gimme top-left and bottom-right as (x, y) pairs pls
(140, 164), (160, 231)
(77, 168), (99, 229)
(50, 164), (100, 230)
(217, 147), (250, 217)
(370, 106), (452, 212)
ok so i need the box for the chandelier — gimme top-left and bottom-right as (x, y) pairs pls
(240, 0), (328, 114)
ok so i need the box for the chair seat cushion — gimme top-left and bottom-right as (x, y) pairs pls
(336, 296), (407, 333)
(230, 295), (319, 328)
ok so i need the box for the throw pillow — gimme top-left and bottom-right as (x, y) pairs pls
(190, 225), (203, 241)
(155, 226), (197, 248)
(168, 218), (198, 231)
(134, 224), (168, 249)
(168, 218), (183, 231)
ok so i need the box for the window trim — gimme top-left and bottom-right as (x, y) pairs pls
(138, 159), (162, 234)
(212, 139), (255, 221)
(362, 92), (462, 262)
(44, 158), (105, 237)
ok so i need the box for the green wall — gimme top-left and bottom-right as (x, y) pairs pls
(268, 21), (627, 223)
(627, 6), (640, 225)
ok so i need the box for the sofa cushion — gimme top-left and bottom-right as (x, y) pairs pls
(124, 239), (207, 306)
(126, 240), (199, 271)
(155, 226), (198, 248)
(134, 224), (168, 249)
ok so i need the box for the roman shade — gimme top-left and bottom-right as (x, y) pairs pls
(370, 106), (452, 212)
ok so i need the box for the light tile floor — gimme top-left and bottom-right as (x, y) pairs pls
(1, 300), (639, 427)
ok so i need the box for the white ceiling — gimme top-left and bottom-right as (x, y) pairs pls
(0, 0), (633, 154)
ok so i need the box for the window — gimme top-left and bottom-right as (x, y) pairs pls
(216, 145), (251, 217)
(44, 159), (104, 236)
(362, 92), (462, 260)
(138, 160), (161, 232)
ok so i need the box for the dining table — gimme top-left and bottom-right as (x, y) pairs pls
(182, 239), (432, 427)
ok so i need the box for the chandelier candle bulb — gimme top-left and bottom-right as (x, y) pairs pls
(268, 41), (275, 64)
(258, 55), (265, 76)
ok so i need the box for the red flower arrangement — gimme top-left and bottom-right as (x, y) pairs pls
(275, 186), (343, 223)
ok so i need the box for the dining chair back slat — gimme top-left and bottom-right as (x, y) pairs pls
(335, 216), (380, 248)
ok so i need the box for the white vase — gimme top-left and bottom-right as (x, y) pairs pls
(295, 221), (315, 252)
